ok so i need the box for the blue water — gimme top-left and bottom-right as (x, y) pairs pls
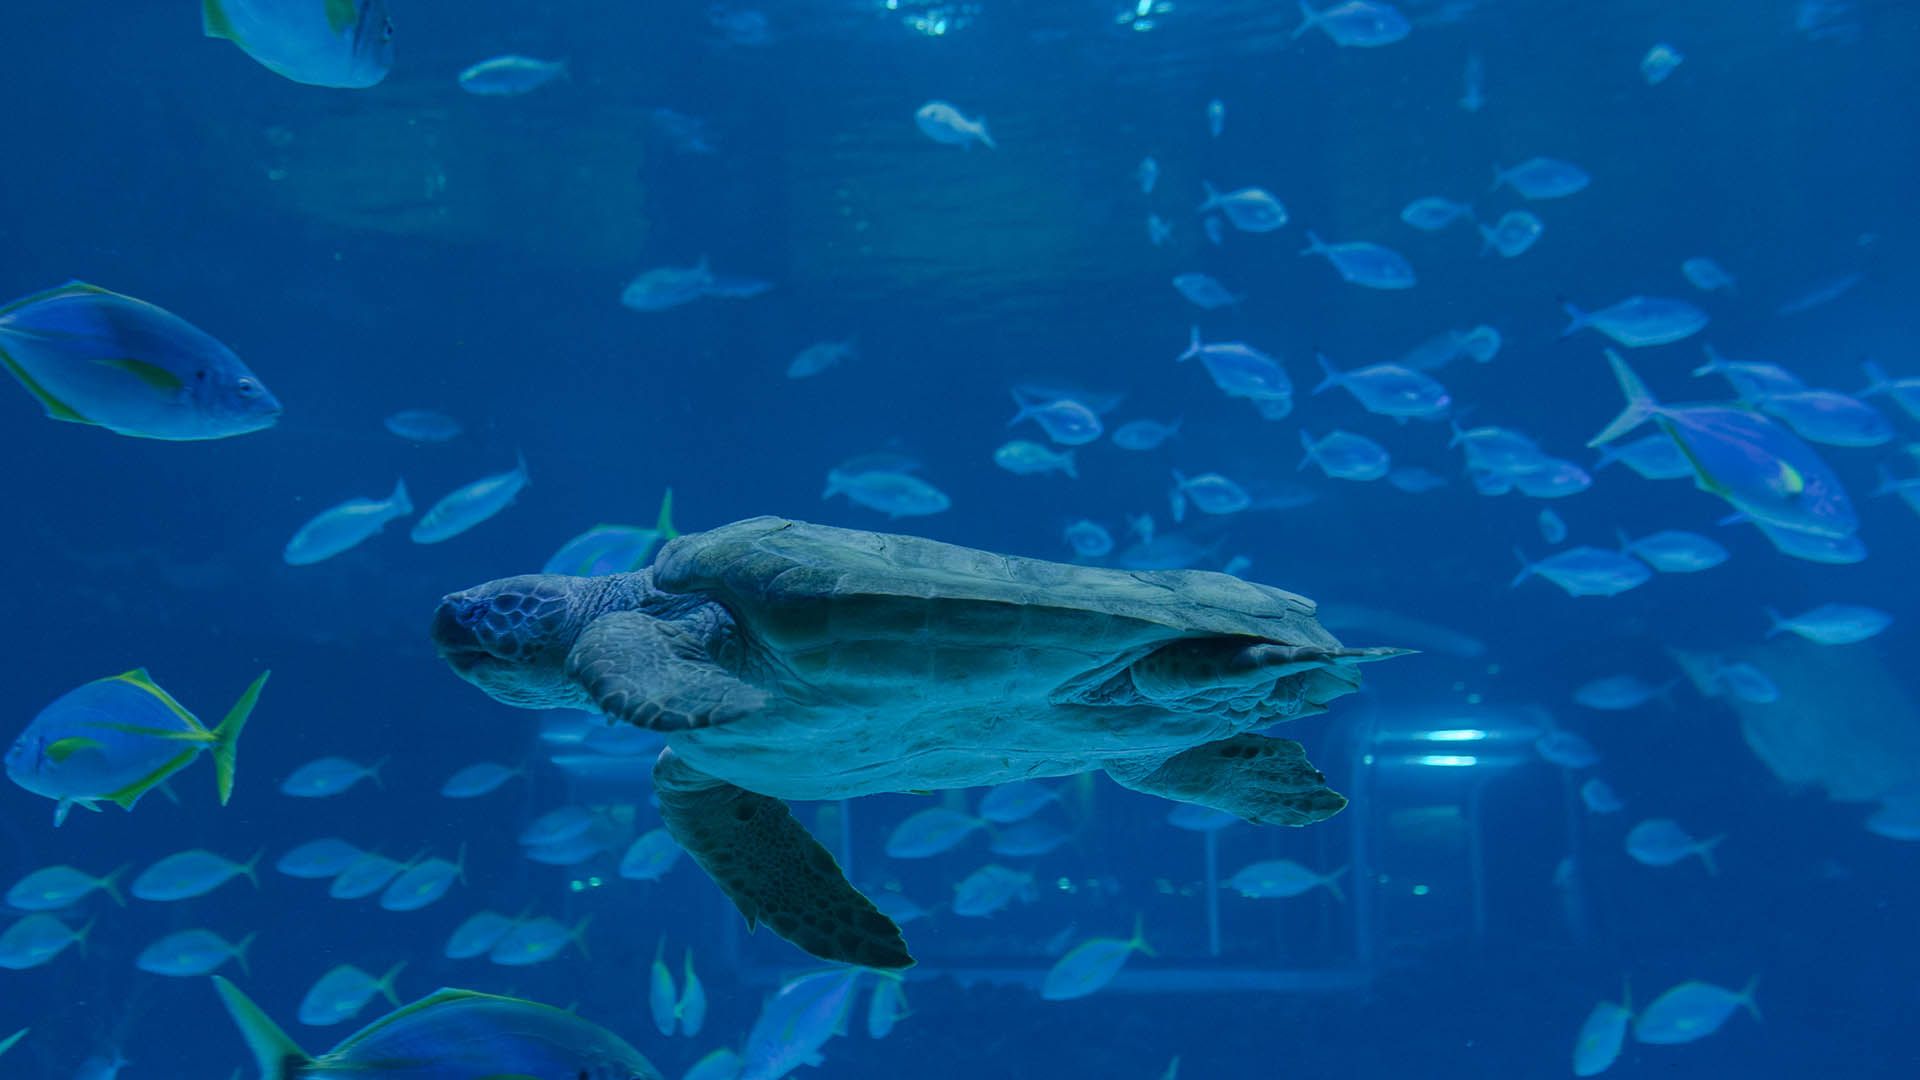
(2, 1), (1916, 1076)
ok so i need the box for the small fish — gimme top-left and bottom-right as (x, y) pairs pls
(1511, 546), (1651, 598)
(1137, 156), (1160, 194)
(1633, 978), (1760, 1045)
(989, 819), (1075, 856)
(1061, 520), (1114, 559)
(867, 977), (910, 1039)
(1169, 470), (1251, 522)
(1179, 329), (1292, 418)
(823, 467), (951, 518)
(978, 780), (1060, 824)
(1592, 433), (1694, 480)
(1764, 603), (1891, 645)
(1206, 99), (1225, 138)
(379, 845), (465, 912)
(411, 454), (529, 544)
(1226, 860), (1346, 900)
(1008, 395), (1103, 446)
(133, 849), (260, 902)
(1168, 803), (1241, 831)
(1561, 296), (1707, 347)
(1579, 778), (1625, 815)
(650, 108), (719, 154)
(1640, 42), (1684, 85)
(1197, 183), (1287, 233)
(1538, 509), (1567, 544)
(1400, 196), (1474, 231)
(952, 864), (1034, 917)
(994, 440), (1078, 478)
(439, 761), (521, 799)
(679, 950), (708, 1038)
(1451, 422), (1547, 474)
(383, 409), (462, 442)
(1388, 466), (1448, 494)
(1708, 659), (1780, 705)
(871, 892), (932, 925)
(1291, 1), (1411, 47)
(70, 1048), (129, 1080)
(284, 480), (412, 566)
(685, 1049), (742, 1080)
(619, 828), (685, 881)
(0, 915), (91, 970)
(1624, 818), (1722, 873)
(1459, 51), (1485, 112)
(0, 282), (281, 439)
(5, 864), (127, 911)
(1312, 353), (1450, 420)
(490, 914), (591, 966)
(135, 928), (254, 977)
(457, 55), (568, 96)
(1478, 210), (1543, 257)
(280, 755), (385, 797)
(274, 838), (364, 880)
(1041, 916), (1154, 1001)
(201, 0), (394, 89)
(1147, 214), (1173, 247)
(885, 808), (985, 858)
(1856, 360), (1920, 421)
(649, 940), (677, 1037)
(1572, 983), (1633, 1076)
(1536, 731), (1600, 769)
(328, 853), (409, 901)
(787, 338), (857, 379)
(742, 968), (863, 1079)
(1299, 429), (1391, 482)
(218, 976), (660, 1077)
(621, 259), (715, 312)
(1112, 417), (1180, 450)
(1750, 388), (1893, 448)
(445, 911), (523, 960)
(1300, 231), (1416, 289)
(1573, 675), (1673, 711)
(1171, 272), (1241, 310)
(520, 805), (596, 847)
(915, 101), (994, 149)
(1491, 157), (1591, 199)
(0, 1029), (25, 1058)
(299, 963), (400, 1029)
(1775, 271), (1861, 316)
(1733, 515), (1867, 566)
(1617, 529), (1728, 573)
(1681, 257), (1736, 294)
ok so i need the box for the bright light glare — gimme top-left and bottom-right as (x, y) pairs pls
(1422, 728), (1487, 742)
(1412, 754), (1479, 767)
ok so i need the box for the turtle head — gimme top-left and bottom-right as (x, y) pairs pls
(433, 574), (593, 709)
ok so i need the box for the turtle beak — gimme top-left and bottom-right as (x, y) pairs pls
(431, 593), (488, 670)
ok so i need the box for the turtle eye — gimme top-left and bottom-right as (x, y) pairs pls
(457, 600), (489, 629)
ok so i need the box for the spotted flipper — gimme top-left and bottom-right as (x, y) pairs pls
(654, 750), (913, 969)
(564, 612), (766, 731)
(1110, 732), (1347, 827)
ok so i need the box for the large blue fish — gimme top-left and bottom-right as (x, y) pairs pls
(5, 670), (268, 826)
(202, 0), (395, 89)
(215, 976), (663, 1078)
(0, 282), (280, 440)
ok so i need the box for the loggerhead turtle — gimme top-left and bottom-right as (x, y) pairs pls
(430, 516), (1404, 968)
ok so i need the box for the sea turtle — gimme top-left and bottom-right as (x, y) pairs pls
(431, 516), (1403, 968)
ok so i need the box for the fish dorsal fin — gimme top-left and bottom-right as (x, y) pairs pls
(201, 0), (237, 40)
(111, 669), (207, 732)
(213, 976), (313, 1080)
(325, 0), (358, 34)
(94, 356), (184, 394)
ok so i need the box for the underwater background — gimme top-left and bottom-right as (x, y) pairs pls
(2, 0), (1916, 1076)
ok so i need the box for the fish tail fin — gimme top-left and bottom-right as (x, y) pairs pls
(1323, 865), (1349, 902)
(1061, 450), (1077, 480)
(571, 914), (594, 959)
(515, 448), (530, 484)
(1697, 834), (1725, 876)
(1558, 300), (1592, 338)
(99, 863), (130, 907)
(1693, 343), (1727, 377)
(654, 488), (678, 541)
(1477, 224), (1496, 256)
(1447, 420), (1469, 449)
(1488, 162), (1506, 192)
(1178, 325), (1202, 362)
(201, 0), (237, 40)
(1509, 547), (1535, 587)
(1197, 180), (1220, 212)
(241, 848), (264, 888)
(1857, 359), (1890, 397)
(74, 917), (96, 958)
(975, 117), (995, 150)
(1655, 679), (1681, 710)
(1763, 607), (1787, 638)
(1872, 464), (1898, 497)
(1299, 230), (1327, 257)
(388, 477), (412, 516)
(367, 756), (389, 790)
(1614, 527), (1635, 554)
(376, 960), (407, 1006)
(213, 977), (312, 1080)
(1006, 391), (1035, 428)
(232, 931), (257, 977)
(453, 842), (469, 885)
(1591, 443), (1621, 472)
(210, 671), (268, 807)
(1290, 1), (1319, 38)
(1130, 913), (1156, 958)
(1311, 352), (1341, 395)
(1738, 975), (1762, 1023)
(1587, 350), (1661, 447)
(1296, 429), (1318, 471)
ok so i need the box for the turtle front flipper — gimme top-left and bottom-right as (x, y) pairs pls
(1108, 733), (1347, 827)
(565, 612), (767, 731)
(654, 749), (914, 969)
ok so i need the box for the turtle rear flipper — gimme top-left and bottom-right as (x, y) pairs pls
(654, 749), (914, 969)
(565, 612), (766, 731)
(1110, 733), (1347, 827)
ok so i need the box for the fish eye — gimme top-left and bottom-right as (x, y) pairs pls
(236, 377), (258, 397)
(195, 369), (209, 381)
(383, 18), (395, 42)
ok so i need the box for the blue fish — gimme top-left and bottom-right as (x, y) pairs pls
(383, 409), (462, 443)
(1197, 183), (1287, 233)
(1579, 779), (1625, 815)
(1179, 328), (1292, 419)
(280, 756), (385, 797)
(135, 928), (254, 977)
(438, 762), (521, 799)
(411, 454), (530, 544)
(1300, 231), (1416, 289)
(0, 915), (91, 970)
(132, 848), (261, 902)
(1625, 818), (1722, 872)
(0, 282), (280, 439)
(1063, 520), (1114, 558)
(5, 864), (127, 910)
(298, 962), (406, 1027)
(823, 465), (951, 518)
(741, 968), (863, 1080)
(1633, 978), (1760, 1045)
(202, 0), (395, 89)
(1041, 916), (1154, 1000)
(1618, 529), (1728, 573)
(1008, 395), (1103, 446)
(1491, 157), (1591, 199)
(1291, 1), (1410, 47)
(1299, 429), (1391, 481)
(1561, 297), (1707, 347)
(1400, 196), (1474, 231)
(284, 480), (412, 566)
(274, 838), (364, 880)
(543, 491), (677, 575)
(1171, 272), (1241, 311)
(1312, 353), (1450, 420)
(1511, 546), (1651, 598)
(218, 976), (662, 1077)
(952, 864), (1034, 917)
(457, 55), (569, 96)
(977, 780), (1060, 824)
(5, 669), (267, 826)
(885, 808), (985, 858)
(1479, 210), (1544, 257)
